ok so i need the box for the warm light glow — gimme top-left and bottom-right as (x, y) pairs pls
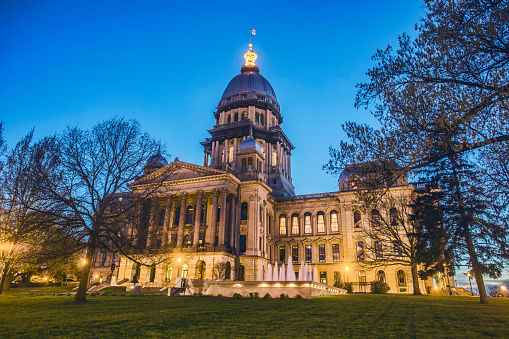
(288, 283), (296, 287)
(274, 283), (281, 287)
(94, 274), (99, 279)
(345, 266), (349, 271)
(177, 257), (181, 263)
(501, 286), (507, 291)
(233, 283), (243, 288)
(466, 272), (472, 277)
(259, 283), (268, 287)
(244, 43), (257, 67)
(80, 258), (87, 266)
(304, 283), (310, 287)
(43, 276), (48, 282)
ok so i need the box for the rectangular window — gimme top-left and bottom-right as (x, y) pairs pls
(332, 243), (340, 262)
(305, 245), (312, 263)
(320, 271), (327, 285)
(375, 241), (383, 259)
(279, 216), (287, 235)
(291, 215), (299, 235)
(318, 244), (326, 262)
(317, 213), (325, 233)
(304, 214), (312, 234)
(356, 241), (364, 261)
(330, 212), (339, 232)
(292, 245), (298, 263)
(279, 246), (286, 262)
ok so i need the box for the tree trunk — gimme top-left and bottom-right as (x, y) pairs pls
(465, 227), (488, 304)
(448, 155), (488, 304)
(74, 246), (94, 303)
(410, 261), (422, 295)
(0, 260), (11, 295)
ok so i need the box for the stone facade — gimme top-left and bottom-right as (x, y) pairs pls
(89, 43), (453, 295)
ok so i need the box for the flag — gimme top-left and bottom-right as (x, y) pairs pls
(251, 28), (256, 35)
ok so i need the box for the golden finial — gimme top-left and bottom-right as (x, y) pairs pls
(242, 28), (259, 72)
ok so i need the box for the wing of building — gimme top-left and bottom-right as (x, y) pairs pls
(89, 42), (453, 295)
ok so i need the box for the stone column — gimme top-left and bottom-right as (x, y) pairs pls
(233, 138), (238, 164)
(207, 190), (219, 247)
(176, 194), (187, 247)
(218, 190), (227, 247)
(211, 142), (216, 166)
(146, 198), (158, 248)
(193, 191), (203, 248)
(229, 196), (236, 249)
(235, 198), (241, 256)
(276, 141), (281, 169)
(161, 196), (172, 247)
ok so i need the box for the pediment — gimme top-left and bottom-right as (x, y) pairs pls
(133, 160), (226, 186)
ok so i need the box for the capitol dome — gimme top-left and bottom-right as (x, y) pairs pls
(216, 42), (280, 115)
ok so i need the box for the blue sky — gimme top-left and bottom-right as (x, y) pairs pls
(1, 0), (506, 290)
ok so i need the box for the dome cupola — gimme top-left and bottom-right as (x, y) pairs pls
(216, 40), (280, 117)
(144, 150), (168, 175)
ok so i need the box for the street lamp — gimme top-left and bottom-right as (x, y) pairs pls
(177, 257), (182, 278)
(466, 272), (474, 296)
(345, 266), (349, 283)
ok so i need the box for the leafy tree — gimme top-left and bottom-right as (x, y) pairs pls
(325, 0), (509, 304)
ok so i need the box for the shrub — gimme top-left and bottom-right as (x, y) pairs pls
(370, 280), (390, 294)
(333, 281), (343, 289)
(343, 282), (353, 293)
(279, 293), (289, 299)
(295, 294), (303, 299)
(263, 293), (271, 299)
(233, 293), (243, 299)
(254, 292), (259, 298)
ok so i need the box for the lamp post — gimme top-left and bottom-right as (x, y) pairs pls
(345, 266), (349, 283)
(501, 285), (507, 297)
(466, 272), (474, 296)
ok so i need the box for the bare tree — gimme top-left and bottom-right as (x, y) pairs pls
(34, 117), (172, 302)
(0, 131), (75, 294)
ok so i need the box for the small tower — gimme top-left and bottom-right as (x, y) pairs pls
(236, 136), (265, 181)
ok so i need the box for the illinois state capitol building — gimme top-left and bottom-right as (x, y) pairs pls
(90, 41), (447, 294)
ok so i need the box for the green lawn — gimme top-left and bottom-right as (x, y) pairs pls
(1, 291), (508, 338)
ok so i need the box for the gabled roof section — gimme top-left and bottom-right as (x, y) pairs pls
(131, 159), (227, 187)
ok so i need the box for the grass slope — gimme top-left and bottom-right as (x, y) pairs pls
(1, 292), (508, 338)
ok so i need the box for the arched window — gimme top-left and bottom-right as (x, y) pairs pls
(375, 241), (383, 259)
(158, 208), (166, 227)
(371, 209), (381, 229)
(330, 210), (339, 232)
(165, 265), (172, 282)
(390, 207), (398, 226)
(304, 212), (312, 234)
(397, 270), (406, 287)
(377, 270), (386, 283)
(181, 264), (188, 278)
(241, 202), (248, 221)
(260, 114), (264, 126)
(241, 111), (248, 120)
(234, 112), (238, 122)
(354, 211), (362, 228)
(358, 270), (366, 284)
(225, 262), (231, 280)
(227, 115), (231, 124)
(186, 206), (194, 224)
(272, 151), (277, 165)
(317, 212), (325, 233)
(291, 213), (299, 235)
(195, 261), (206, 279)
(149, 264), (156, 282)
(279, 215), (287, 235)
(255, 112), (260, 125)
